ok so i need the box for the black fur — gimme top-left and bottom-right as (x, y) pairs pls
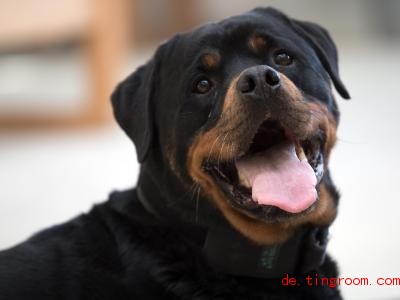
(0, 7), (348, 299)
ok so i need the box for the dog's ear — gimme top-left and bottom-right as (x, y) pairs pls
(255, 7), (350, 99)
(290, 20), (350, 99)
(111, 58), (158, 162)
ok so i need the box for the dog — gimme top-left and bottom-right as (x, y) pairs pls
(0, 7), (349, 300)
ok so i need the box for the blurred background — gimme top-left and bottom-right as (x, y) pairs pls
(0, 1), (399, 299)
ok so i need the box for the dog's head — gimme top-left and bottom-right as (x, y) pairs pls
(112, 7), (349, 245)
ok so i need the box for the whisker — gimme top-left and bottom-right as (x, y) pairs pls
(206, 133), (223, 164)
(195, 185), (201, 223)
(228, 139), (235, 161)
(174, 182), (198, 206)
(182, 182), (202, 223)
(217, 132), (229, 169)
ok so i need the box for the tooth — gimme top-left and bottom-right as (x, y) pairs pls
(295, 145), (307, 161)
(238, 170), (251, 188)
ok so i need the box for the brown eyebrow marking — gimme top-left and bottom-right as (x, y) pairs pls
(201, 52), (221, 69)
(248, 35), (267, 52)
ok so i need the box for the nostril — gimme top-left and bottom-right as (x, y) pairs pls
(265, 69), (280, 87)
(238, 75), (256, 93)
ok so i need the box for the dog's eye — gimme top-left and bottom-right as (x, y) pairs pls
(274, 52), (293, 66)
(194, 78), (212, 94)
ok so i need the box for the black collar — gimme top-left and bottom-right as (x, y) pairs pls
(136, 187), (329, 279)
(202, 225), (329, 278)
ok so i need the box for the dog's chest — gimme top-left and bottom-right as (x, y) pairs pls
(119, 234), (339, 300)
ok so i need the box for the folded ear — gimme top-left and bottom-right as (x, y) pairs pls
(255, 7), (350, 99)
(290, 19), (351, 99)
(111, 59), (158, 162)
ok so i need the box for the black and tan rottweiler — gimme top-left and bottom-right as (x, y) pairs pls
(0, 7), (349, 300)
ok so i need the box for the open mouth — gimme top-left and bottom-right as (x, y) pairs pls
(203, 120), (325, 222)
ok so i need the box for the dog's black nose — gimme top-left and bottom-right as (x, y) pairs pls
(237, 65), (280, 95)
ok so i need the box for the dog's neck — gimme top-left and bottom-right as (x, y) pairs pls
(135, 173), (329, 279)
(137, 166), (228, 226)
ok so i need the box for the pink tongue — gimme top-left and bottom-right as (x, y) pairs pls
(236, 142), (317, 213)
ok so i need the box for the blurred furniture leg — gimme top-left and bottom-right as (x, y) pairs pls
(0, 0), (131, 127)
(84, 0), (131, 125)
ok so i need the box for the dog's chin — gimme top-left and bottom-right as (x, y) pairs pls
(202, 119), (326, 224)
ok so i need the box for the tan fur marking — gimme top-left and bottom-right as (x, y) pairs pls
(248, 35), (267, 52)
(310, 184), (337, 225)
(280, 74), (303, 101)
(222, 76), (240, 111)
(307, 101), (337, 162)
(202, 53), (220, 69)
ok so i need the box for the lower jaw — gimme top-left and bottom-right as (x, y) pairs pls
(204, 156), (325, 223)
(209, 188), (304, 245)
(231, 196), (318, 224)
(213, 176), (321, 224)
